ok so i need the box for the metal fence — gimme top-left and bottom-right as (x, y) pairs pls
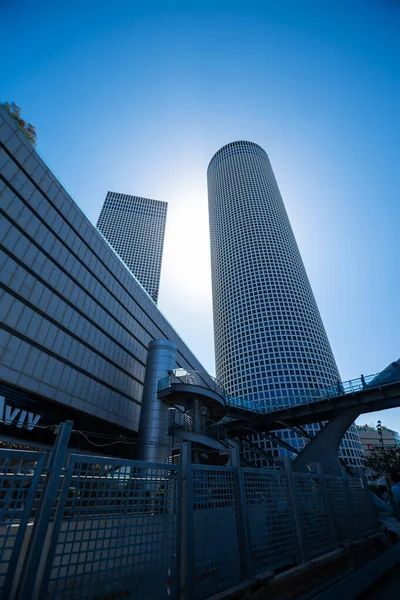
(41, 456), (180, 600)
(0, 449), (46, 599)
(0, 431), (379, 600)
(242, 468), (297, 572)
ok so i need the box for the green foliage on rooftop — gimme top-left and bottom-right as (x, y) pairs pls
(356, 423), (389, 432)
(3, 101), (37, 146)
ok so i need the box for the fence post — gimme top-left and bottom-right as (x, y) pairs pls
(230, 446), (253, 578)
(315, 464), (339, 549)
(18, 421), (73, 600)
(179, 442), (194, 600)
(341, 466), (360, 537)
(283, 457), (306, 563)
(356, 467), (369, 491)
(356, 467), (380, 529)
(3, 451), (46, 600)
(357, 466), (376, 507)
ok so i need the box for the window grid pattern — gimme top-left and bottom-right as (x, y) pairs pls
(208, 141), (364, 467)
(1, 108), (210, 435)
(97, 192), (167, 303)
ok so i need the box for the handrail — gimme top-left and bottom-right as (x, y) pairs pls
(169, 409), (228, 443)
(158, 363), (400, 415)
(158, 370), (227, 396)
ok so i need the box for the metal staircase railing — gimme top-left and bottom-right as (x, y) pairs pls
(158, 370), (227, 396)
(169, 409), (228, 444)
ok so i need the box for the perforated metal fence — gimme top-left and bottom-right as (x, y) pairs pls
(40, 456), (180, 600)
(348, 477), (379, 535)
(0, 439), (380, 600)
(0, 448), (46, 599)
(325, 476), (356, 543)
(242, 468), (297, 572)
(192, 465), (242, 599)
(294, 473), (333, 559)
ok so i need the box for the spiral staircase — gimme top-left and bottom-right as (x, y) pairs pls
(157, 369), (278, 466)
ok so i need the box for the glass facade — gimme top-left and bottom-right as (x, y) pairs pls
(208, 141), (364, 466)
(97, 192), (167, 303)
(0, 105), (210, 440)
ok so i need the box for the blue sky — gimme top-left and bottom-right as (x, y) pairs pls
(1, 0), (400, 429)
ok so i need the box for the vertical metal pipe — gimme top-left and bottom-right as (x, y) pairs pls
(179, 442), (194, 600)
(19, 421), (73, 600)
(137, 339), (177, 463)
(230, 446), (253, 578)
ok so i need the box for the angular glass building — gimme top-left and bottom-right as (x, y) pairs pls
(208, 140), (364, 466)
(97, 192), (167, 303)
(0, 105), (210, 454)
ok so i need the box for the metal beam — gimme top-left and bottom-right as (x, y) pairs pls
(239, 437), (276, 463)
(250, 430), (300, 455)
(276, 420), (312, 440)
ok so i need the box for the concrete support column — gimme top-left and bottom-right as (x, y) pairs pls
(293, 409), (360, 476)
(137, 339), (177, 463)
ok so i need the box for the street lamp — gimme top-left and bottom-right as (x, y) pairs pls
(377, 420), (384, 449)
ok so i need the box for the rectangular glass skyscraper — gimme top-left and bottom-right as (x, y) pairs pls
(97, 191), (167, 303)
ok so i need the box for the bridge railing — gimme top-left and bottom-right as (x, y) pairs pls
(226, 365), (400, 413)
(159, 365), (400, 415)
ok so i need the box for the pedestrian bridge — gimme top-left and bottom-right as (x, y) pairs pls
(158, 360), (400, 428)
(226, 360), (400, 433)
(158, 360), (400, 474)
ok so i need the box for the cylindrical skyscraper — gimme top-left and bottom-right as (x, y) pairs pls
(208, 140), (363, 465)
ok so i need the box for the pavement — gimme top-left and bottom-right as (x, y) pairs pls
(358, 563), (400, 598)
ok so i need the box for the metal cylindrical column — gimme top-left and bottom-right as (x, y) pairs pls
(137, 339), (177, 463)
